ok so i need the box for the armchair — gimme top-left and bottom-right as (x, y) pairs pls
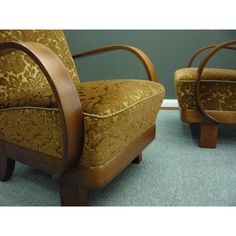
(175, 40), (236, 148)
(0, 30), (165, 205)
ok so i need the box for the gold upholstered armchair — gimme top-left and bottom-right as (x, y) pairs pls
(175, 40), (236, 148)
(0, 30), (165, 205)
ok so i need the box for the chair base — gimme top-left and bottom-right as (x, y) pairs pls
(199, 123), (218, 148)
(59, 180), (88, 206)
(0, 155), (15, 181)
(0, 125), (156, 206)
(132, 154), (143, 164)
(181, 109), (221, 148)
(58, 126), (155, 205)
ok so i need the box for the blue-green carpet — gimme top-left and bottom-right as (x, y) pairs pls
(0, 110), (236, 206)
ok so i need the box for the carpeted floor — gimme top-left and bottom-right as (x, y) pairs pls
(0, 110), (236, 206)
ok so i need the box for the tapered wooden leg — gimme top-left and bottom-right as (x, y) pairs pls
(59, 179), (88, 206)
(199, 123), (218, 148)
(132, 153), (142, 164)
(0, 155), (15, 181)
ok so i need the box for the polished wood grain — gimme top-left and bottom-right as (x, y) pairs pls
(0, 155), (15, 181)
(59, 179), (88, 206)
(181, 109), (236, 125)
(199, 123), (218, 148)
(73, 45), (158, 82)
(0, 42), (83, 177)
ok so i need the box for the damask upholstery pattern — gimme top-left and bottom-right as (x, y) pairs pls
(0, 80), (165, 166)
(81, 94), (163, 167)
(175, 68), (236, 111)
(78, 79), (164, 116)
(0, 30), (165, 168)
(0, 107), (63, 158)
(79, 80), (165, 167)
(0, 30), (80, 109)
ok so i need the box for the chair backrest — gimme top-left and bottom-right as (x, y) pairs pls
(0, 30), (80, 108)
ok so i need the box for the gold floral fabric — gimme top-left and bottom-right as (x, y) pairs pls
(79, 80), (165, 167)
(0, 30), (165, 167)
(0, 107), (63, 158)
(78, 79), (164, 116)
(175, 68), (236, 111)
(0, 30), (80, 109)
(0, 80), (165, 167)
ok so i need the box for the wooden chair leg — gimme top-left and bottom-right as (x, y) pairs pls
(199, 123), (218, 148)
(132, 153), (142, 164)
(59, 179), (88, 206)
(0, 155), (15, 181)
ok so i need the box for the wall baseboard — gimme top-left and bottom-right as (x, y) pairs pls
(161, 99), (179, 110)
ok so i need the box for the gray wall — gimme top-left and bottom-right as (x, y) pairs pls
(64, 30), (236, 99)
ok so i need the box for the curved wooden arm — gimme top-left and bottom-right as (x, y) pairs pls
(73, 45), (158, 82)
(0, 42), (83, 178)
(188, 44), (236, 67)
(196, 40), (236, 124)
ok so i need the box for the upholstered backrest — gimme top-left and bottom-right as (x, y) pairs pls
(0, 30), (80, 108)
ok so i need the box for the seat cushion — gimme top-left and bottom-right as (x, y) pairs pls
(78, 80), (165, 167)
(0, 30), (80, 109)
(175, 68), (236, 111)
(0, 80), (165, 167)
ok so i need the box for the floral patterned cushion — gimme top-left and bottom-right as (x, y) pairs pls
(0, 30), (165, 167)
(0, 80), (165, 167)
(175, 67), (236, 111)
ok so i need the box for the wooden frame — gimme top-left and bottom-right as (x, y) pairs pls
(72, 45), (158, 82)
(59, 126), (155, 206)
(0, 41), (160, 205)
(180, 40), (236, 148)
(0, 42), (84, 178)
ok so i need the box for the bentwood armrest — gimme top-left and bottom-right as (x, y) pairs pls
(0, 42), (84, 177)
(188, 44), (236, 67)
(195, 40), (236, 123)
(72, 45), (158, 82)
